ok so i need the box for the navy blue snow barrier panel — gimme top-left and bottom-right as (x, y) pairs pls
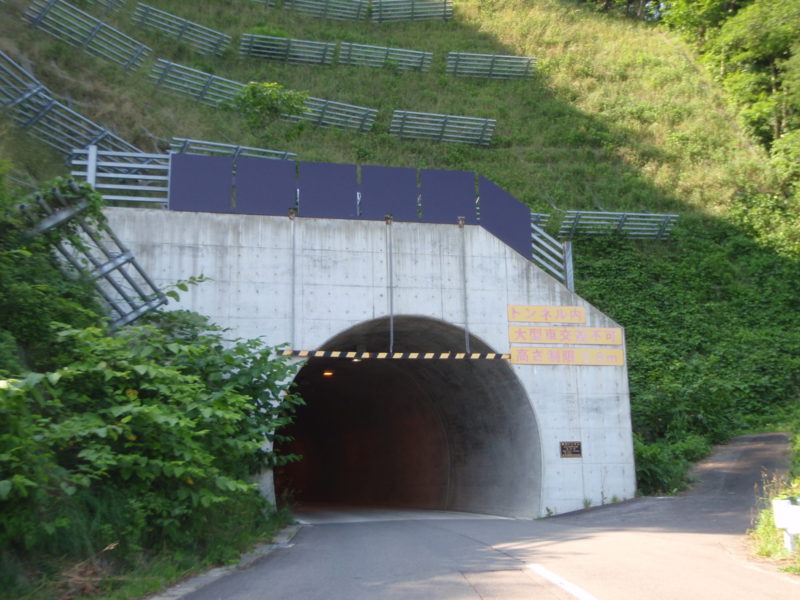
(478, 175), (531, 259)
(359, 165), (419, 222)
(419, 169), (477, 225)
(297, 162), (358, 219)
(169, 154), (233, 213)
(235, 157), (297, 216)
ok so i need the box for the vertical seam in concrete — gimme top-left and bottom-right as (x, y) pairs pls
(386, 220), (394, 353)
(290, 217), (296, 349)
(461, 224), (470, 353)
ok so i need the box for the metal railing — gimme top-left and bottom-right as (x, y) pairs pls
(170, 137), (296, 160)
(289, 97), (378, 131)
(21, 180), (167, 327)
(24, 0), (151, 70)
(0, 49), (50, 108)
(251, 0), (368, 20)
(558, 211), (679, 240)
(239, 34), (336, 65)
(531, 221), (573, 290)
(150, 59), (244, 106)
(84, 0), (128, 12)
(86, 0), (128, 12)
(133, 3), (231, 56)
(446, 52), (537, 79)
(2, 50), (143, 160)
(71, 146), (170, 204)
(371, 0), (453, 22)
(338, 42), (432, 72)
(390, 110), (496, 146)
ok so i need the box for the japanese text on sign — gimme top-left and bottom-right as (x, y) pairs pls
(560, 441), (583, 458)
(507, 305), (586, 324)
(510, 347), (625, 366)
(508, 326), (623, 346)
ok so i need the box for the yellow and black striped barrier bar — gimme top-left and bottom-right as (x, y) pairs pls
(281, 349), (510, 360)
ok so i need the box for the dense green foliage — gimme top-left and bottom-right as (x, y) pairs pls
(229, 81), (309, 137)
(0, 178), (303, 597)
(575, 217), (800, 492)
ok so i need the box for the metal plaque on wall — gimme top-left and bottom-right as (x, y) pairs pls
(560, 441), (582, 458)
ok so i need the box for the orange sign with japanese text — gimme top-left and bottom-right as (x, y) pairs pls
(508, 326), (623, 346)
(510, 347), (625, 366)
(507, 305), (586, 324)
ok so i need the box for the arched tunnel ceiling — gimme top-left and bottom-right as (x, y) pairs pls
(276, 316), (542, 517)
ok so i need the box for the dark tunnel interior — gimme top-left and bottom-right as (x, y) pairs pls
(275, 316), (542, 517)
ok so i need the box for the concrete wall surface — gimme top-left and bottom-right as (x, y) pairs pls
(106, 207), (636, 517)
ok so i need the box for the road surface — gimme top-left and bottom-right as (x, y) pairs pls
(172, 433), (798, 599)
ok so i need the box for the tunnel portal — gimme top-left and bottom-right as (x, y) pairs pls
(276, 316), (542, 517)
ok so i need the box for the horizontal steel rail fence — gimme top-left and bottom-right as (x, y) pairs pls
(24, 0), (151, 70)
(558, 211), (680, 240)
(170, 137), (297, 160)
(84, 0), (128, 12)
(71, 146), (170, 204)
(372, 0), (453, 22)
(390, 110), (496, 146)
(150, 59), (244, 106)
(531, 221), (572, 290)
(239, 34), (336, 65)
(287, 97), (378, 131)
(0, 49), (50, 108)
(133, 3), (231, 56)
(21, 180), (167, 327)
(446, 52), (537, 79)
(251, 0), (368, 20)
(338, 42), (432, 72)
(151, 60), (377, 131)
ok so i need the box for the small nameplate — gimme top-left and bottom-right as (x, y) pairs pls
(560, 441), (582, 458)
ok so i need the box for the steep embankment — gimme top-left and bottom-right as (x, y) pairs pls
(1, 0), (798, 493)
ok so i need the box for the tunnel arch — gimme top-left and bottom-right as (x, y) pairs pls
(275, 315), (542, 517)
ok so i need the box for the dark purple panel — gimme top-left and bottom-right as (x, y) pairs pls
(478, 175), (531, 259)
(235, 157), (297, 216)
(359, 165), (419, 222)
(168, 153), (233, 213)
(297, 162), (358, 219)
(419, 169), (477, 225)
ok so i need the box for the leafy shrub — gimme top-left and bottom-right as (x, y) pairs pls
(230, 82), (309, 135)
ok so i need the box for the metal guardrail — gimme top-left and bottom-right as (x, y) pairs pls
(150, 59), (244, 106)
(133, 3), (231, 57)
(70, 146), (170, 204)
(290, 97), (378, 131)
(170, 137), (296, 160)
(1, 51), (141, 158)
(531, 221), (572, 290)
(558, 211), (679, 240)
(446, 52), (537, 79)
(252, 0), (368, 20)
(390, 110), (496, 146)
(338, 43), (432, 72)
(0, 49), (50, 108)
(372, 0), (453, 22)
(84, 0), (128, 12)
(24, 0), (151, 70)
(151, 59), (377, 131)
(21, 180), (167, 327)
(239, 34), (336, 65)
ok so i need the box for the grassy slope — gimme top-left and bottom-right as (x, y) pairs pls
(1, 0), (798, 494)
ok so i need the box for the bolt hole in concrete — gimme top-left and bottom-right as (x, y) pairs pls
(275, 316), (543, 517)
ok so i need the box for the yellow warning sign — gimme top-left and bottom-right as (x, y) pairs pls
(510, 347), (625, 366)
(508, 326), (623, 346)
(507, 305), (587, 323)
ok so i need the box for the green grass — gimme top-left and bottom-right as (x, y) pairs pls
(0, 0), (772, 217)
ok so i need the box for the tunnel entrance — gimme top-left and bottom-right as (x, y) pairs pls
(275, 316), (542, 517)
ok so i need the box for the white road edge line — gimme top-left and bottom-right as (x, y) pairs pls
(526, 563), (598, 600)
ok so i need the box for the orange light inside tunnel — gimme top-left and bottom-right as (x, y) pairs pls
(322, 370), (334, 377)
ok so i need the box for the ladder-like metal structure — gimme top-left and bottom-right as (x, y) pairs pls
(21, 180), (167, 328)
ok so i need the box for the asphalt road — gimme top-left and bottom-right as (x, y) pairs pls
(174, 433), (798, 600)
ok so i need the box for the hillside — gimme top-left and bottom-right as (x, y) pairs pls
(1, 0), (798, 491)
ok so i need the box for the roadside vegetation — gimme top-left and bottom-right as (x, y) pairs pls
(1, 0), (799, 590)
(0, 174), (303, 597)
